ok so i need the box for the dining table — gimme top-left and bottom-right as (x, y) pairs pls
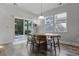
(33, 33), (61, 55)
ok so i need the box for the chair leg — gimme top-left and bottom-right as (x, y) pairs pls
(38, 40), (41, 55)
(43, 42), (46, 50)
(51, 43), (52, 49)
(32, 41), (34, 48)
(26, 39), (29, 46)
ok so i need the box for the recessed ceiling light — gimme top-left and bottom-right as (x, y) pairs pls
(58, 3), (63, 5)
(13, 3), (17, 6)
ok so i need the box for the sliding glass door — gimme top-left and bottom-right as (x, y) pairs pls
(15, 18), (32, 35)
(15, 18), (23, 35)
(24, 20), (32, 35)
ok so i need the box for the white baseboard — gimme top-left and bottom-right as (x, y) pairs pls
(60, 41), (79, 47)
(13, 40), (26, 45)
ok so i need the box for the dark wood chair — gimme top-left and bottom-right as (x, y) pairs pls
(31, 35), (47, 55)
(46, 35), (61, 56)
(26, 34), (33, 46)
(51, 36), (61, 55)
(32, 35), (47, 47)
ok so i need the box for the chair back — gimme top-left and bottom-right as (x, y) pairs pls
(36, 35), (46, 43)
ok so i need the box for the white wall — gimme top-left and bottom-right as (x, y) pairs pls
(0, 3), (79, 46)
(42, 3), (79, 46)
(0, 4), (36, 44)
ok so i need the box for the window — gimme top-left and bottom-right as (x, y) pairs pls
(55, 12), (67, 32)
(44, 12), (67, 33)
(45, 16), (54, 32)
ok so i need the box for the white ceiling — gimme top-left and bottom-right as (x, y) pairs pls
(12, 3), (67, 15)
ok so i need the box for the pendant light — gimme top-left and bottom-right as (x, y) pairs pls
(34, 3), (45, 25)
(38, 3), (45, 20)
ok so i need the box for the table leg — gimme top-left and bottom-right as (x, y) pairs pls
(53, 37), (56, 56)
(57, 37), (60, 54)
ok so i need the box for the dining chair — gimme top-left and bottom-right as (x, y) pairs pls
(46, 36), (53, 48)
(26, 34), (33, 46)
(33, 35), (47, 48)
(46, 35), (61, 56)
(31, 35), (47, 55)
(52, 36), (61, 56)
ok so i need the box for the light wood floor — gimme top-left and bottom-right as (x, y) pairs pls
(0, 43), (79, 56)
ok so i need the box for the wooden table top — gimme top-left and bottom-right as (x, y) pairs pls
(33, 33), (61, 36)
